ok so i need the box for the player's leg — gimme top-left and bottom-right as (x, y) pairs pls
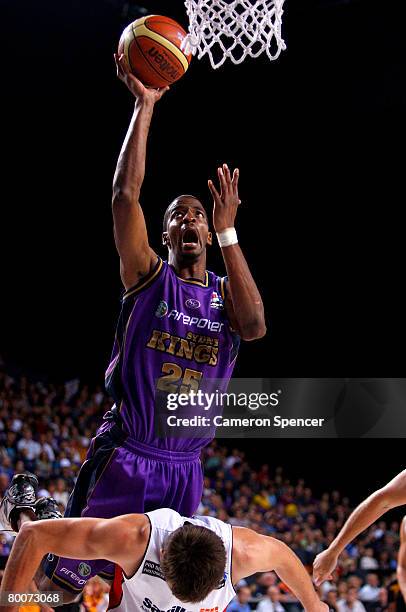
(164, 457), (204, 516)
(132, 446), (204, 516)
(45, 432), (149, 594)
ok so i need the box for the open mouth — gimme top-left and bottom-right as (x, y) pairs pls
(182, 227), (199, 249)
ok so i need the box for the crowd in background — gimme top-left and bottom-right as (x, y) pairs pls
(0, 367), (404, 611)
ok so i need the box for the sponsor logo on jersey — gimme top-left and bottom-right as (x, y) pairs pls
(155, 300), (169, 318)
(168, 310), (224, 333)
(210, 292), (223, 310)
(142, 597), (191, 612)
(142, 559), (166, 581)
(60, 567), (87, 586)
(185, 298), (201, 310)
(154, 300), (223, 332)
(47, 554), (54, 562)
(200, 608), (219, 612)
(78, 562), (91, 577)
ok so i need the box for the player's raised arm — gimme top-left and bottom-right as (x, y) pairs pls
(112, 54), (169, 289)
(232, 527), (326, 612)
(208, 164), (266, 341)
(313, 469), (406, 586)
(0, 514), (148, 608)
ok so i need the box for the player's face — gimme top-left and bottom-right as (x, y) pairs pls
(164, 196), (212, 260)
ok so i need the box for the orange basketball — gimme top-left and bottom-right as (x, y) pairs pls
(118, 15), (192, 88)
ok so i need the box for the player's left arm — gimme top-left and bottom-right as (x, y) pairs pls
(208, 164), (266, 341)
(232, 527), (327, 612)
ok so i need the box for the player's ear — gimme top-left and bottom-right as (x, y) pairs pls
(207, 231), (212, 246)
(162, 232), (170, 248)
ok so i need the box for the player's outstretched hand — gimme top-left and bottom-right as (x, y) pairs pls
(312, 548), (337, 586)
(114, 54), (169, 103)
(208, 163), (241, 233)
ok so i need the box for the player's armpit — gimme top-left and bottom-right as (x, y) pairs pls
(231, 527), (279, 580)
(85, 514), (150, 576)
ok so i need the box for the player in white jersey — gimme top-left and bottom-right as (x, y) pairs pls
(0, 508), (327, 612)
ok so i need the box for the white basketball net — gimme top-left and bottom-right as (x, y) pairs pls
(183, 0), (287, 69)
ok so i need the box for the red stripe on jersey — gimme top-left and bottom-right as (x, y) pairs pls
(108, 565), (124, 610)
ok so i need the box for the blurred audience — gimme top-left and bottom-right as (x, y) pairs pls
(228, 587), (252, 612)
(337, 587), (367, 612)
(0, 366), (404, 611)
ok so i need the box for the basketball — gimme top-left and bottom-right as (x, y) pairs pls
(118, 15), (192, 88)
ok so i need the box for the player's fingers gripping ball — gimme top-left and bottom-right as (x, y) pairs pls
(118, 15), (192, 88)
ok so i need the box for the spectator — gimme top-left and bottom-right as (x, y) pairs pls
(3, 431), (17, 463)
(53, 478), (70, 509)
(337, 588), (367, 612)
(359, 574), (381, 603)
(324, 588), (339, 612)
(227, 586), (251, 612)
(0, 474), (10, 497)
(257, 586), (286, 612)
(374, 589), (389, 612)
(16, 428), (41, 463)
(360, 549), (379, 571)
(0, 456), (13, 480)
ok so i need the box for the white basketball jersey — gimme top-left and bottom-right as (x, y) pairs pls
(109, 508), (236, 612)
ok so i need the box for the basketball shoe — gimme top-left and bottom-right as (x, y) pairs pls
(0, 473), (38, 533)
(35, 497), (63, 521)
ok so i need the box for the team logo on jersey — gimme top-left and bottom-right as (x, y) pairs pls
(155, 300), (169, 318)
(210, 292), (223, 310)
(77, 562), (91, 577)
(185, 298), (201, 310)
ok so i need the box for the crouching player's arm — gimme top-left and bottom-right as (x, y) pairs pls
(232, 527), (327, 612)
(0, 515), (148, 612)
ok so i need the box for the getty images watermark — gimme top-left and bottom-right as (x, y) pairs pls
(163, 387), (325, 431)
(156, 378), (406, 438)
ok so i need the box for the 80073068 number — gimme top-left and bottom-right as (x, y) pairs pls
(1, 592), (64, 606)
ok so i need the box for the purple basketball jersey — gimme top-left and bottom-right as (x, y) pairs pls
(105, 258), (240, 451)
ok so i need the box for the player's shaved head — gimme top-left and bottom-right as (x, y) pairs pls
(161, 523), (226, 603)
(163, 195), (207, 232)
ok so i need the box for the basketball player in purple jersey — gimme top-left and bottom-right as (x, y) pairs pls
(0, 54), (265, 601)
